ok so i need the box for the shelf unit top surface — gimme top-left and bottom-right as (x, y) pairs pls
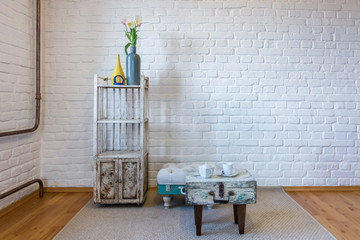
(96, 150), (146, 159)
(96, 118), (148, 123)
(97, 85), (141, 88)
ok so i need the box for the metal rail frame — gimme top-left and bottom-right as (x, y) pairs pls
(0, 0), (41, 137)
(0, 0), (44, 204)
(0, 179), (44, 200)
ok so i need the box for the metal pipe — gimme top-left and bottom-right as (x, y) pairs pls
(0, 0), (41, 137)
(0, 179), (44, 200)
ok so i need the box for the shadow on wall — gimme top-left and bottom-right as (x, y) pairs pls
(149, 31), (198, 163)
(149, 30), (221, 164)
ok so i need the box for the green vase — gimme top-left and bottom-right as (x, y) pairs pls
(126, 46), (141, 85)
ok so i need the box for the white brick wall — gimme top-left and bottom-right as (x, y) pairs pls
(0, 0), (40, 210)
(41, 0), (360, 188)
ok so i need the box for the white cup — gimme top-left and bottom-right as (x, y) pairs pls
(198, 164), (214, 178)
(222, 162), (235, 175)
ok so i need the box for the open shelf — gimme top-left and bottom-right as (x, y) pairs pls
(96, 150), (145, 159)
(96, 118), (148, 124)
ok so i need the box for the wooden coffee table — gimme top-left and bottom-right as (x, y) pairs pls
(186, 170), (257, 236)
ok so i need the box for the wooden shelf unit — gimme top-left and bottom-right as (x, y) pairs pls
(93, 74), (149, 204)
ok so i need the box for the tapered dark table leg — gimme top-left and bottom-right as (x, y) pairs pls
(234, 204), (246, 234)
(194, 205), (203, 236)
(233, 204), (238, 224)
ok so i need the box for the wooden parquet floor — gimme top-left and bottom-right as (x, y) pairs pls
(286, 190), (360, 240)
(0, 192), (92, 240)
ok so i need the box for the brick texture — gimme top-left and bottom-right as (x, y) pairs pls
(41, 0), (360, 187)
(0, 0), (40, 210)
(2, 0), (360, 205)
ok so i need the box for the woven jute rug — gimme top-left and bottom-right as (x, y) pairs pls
(54, 187), (334, 240)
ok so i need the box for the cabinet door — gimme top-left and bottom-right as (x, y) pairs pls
(96, 160), (118, 203)
(119, 159), (139, 199)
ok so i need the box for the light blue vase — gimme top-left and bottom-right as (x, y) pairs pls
(126, 46), (141, 85)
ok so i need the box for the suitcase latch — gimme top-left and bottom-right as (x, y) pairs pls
(219, 182), (224, 198)
(208, 183), (234, 204)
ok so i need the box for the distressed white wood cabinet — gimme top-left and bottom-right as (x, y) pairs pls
(93, 74), (149, 204)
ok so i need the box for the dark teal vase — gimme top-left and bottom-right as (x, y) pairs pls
(126, 46), (141, 85)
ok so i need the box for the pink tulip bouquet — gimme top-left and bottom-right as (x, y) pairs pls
(122, 16), (142, 55)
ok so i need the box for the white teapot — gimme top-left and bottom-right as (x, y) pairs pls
(198, 163), (214, 178)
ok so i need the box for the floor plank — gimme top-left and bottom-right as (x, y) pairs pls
(0, 192), (92, 240)
(286, 190), (360, 240)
